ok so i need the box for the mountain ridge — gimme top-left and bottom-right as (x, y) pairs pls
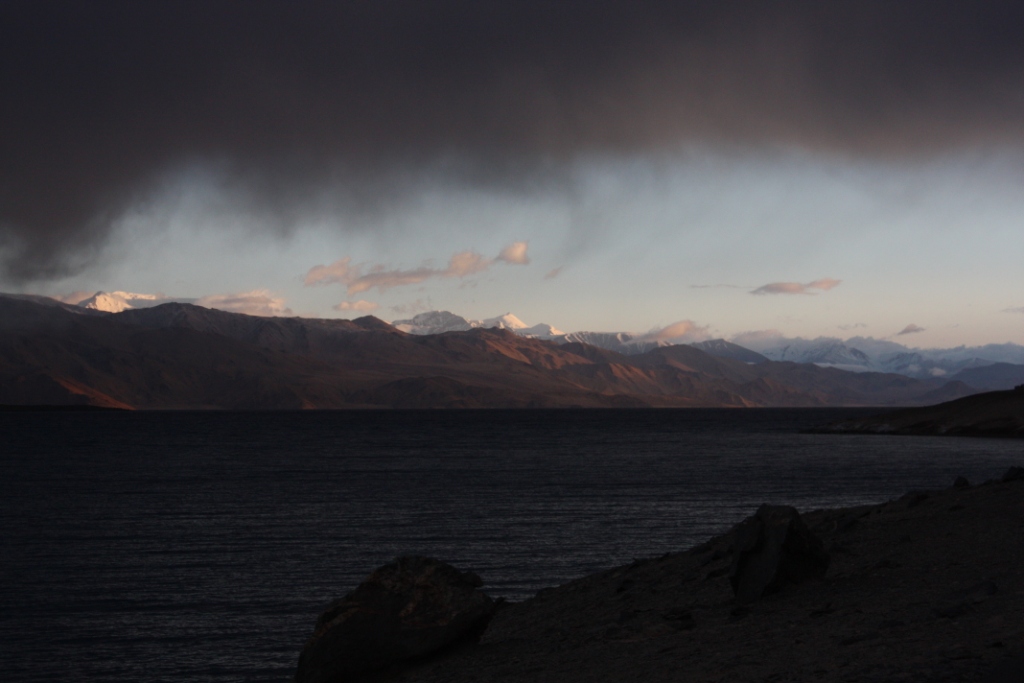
(0, 295), (983, 410)
(21, 295), (1021, 382)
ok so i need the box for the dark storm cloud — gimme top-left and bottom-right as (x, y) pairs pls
(3, 0), (1024, 281)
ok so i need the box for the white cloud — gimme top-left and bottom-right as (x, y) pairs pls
(643, 319), (711, 343)
(751, 278), (841, 295)
(196, 290), (292, 316)
(896, 323), (926, 336)
(303, 241), (530, 295)
(333, 300), (379, 312)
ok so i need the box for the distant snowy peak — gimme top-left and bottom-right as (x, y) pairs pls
(560, 331), (633, 347)
(482, 313), (565, 338)
(760, 340), (871, 367)
(747, 336), (1024, 379)
(558, 331), (664, 355)
(75, 294), (186, 315)
(518, 323), (566, 339)
(392, 311), (473, 335)
(392, 311), (564, 338)
(77, 291), (164, 313)
(480, 312), (528, 330)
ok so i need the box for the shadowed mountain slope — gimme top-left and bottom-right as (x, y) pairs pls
(689, 338), (769, 364)
(949, 362), (1024, 391)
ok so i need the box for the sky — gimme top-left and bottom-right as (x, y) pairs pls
(2, 1), (1023, 348)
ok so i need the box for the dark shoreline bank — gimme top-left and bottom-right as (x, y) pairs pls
(300, 470), (1024, 683)
(807, 388), (1024, 439)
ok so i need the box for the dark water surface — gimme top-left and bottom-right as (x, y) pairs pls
(2, 409), (1021, 682)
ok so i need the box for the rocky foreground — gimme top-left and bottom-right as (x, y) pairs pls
(810, 387), (1024, 438)
(296, 469), (1024, 683)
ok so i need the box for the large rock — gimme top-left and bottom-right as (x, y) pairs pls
(295, 557), (495, 683)
(729, 505), (830, 603)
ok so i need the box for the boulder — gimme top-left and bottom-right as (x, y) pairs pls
(729, 505), (830, 603)
(295, 557), (495, 683)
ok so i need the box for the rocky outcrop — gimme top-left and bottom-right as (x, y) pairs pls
(729, 505), (830, 603)
(294, 557), (495, 683)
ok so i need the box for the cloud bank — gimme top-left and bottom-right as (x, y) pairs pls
(195, 290), (292, 317)
(4, 1), (1024, 282)
(751, 278), (841, 295)
(305, 242), (529, 295)
(333, 300), (379, 313)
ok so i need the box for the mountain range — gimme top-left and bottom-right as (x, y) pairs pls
(391, 309), (1024, 388)
(0, 294), (992, 410)
(64, 296), (1024, 383)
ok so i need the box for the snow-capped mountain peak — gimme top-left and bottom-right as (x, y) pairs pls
(518, 322), (566, 338)
(391, 310), (564, 338)
(479, 312), (528, 330)
(392, 311), (473, 334)
(73, 290), (189, 313)
(77, 291), (163, 313)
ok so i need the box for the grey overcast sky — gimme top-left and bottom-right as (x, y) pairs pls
(2, 1), (1023, 346)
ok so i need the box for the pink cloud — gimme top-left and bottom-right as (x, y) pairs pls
(497, 241), (530, 265)
(304, 242), (530, 295)
(303, 256), (355, 287)
(751, 278), (841, 295)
